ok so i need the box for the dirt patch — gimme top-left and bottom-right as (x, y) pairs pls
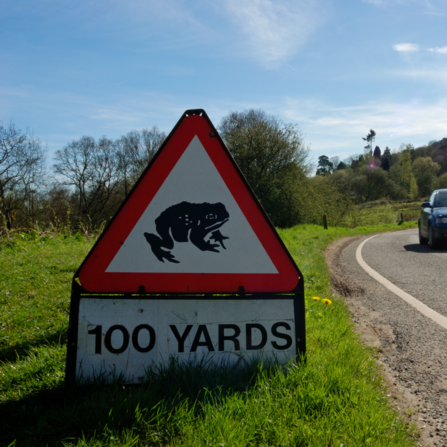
(324, 236), (365, 297)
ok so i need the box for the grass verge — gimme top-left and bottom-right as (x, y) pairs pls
(340, 200), (422, 227)
(1, 221), (419, 446)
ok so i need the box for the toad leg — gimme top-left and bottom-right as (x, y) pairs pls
(189, 228), (220, 252)
(144, 224), (179, 263)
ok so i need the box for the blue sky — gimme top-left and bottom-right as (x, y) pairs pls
(1, 0), (447, 167)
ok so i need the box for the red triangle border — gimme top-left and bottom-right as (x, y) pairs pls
(77, 110), (301, 294)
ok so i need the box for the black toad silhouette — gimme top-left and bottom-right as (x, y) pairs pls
(144, 201), (230, 263)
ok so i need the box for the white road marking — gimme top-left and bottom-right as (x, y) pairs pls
(356, 235), (447, 330)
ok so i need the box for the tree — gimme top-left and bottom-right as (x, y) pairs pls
(307, 174), (355, 226)
(399, 143), (415, 161)
(362, 129), (376, 155)
(381, 156), (390, 171)
(328, 168), (353, 195)
(316, 155), (334, 175)
(219, 110), (310, 174)
(381, 147), (393, 171)
(115, 127), (165, 197)
(436, 172), (447, 189)
(390, 150), (418, 197)
(53, 136), (119, 227)
(350, 165), (405, 202)
(0, 120), (46, 229)
(330, 156), (340, 170)
(433, 143), (447, 175)
(409, 176), (419, 199)
(373, 146), (381, 159)
(219, 109), (310, 227)
(348, 153), (366, 170)
(412, 157), (440, 196)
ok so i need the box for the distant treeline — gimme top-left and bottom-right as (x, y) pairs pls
(1, 113), (445, 234)
(318, 136), (447, 204)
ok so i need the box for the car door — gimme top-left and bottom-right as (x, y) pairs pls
(421, 191), (436, 236)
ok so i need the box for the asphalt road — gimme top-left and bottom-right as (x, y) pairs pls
(360, 229), (447, 319)
(330, 228), (447, 446)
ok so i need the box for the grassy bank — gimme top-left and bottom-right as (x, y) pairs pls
(339, 200), (422, 228)
(1, 221), (418, 446)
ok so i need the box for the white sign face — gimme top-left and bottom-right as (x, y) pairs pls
(76, 298), (297, 383)
(106, 136), (278, 274)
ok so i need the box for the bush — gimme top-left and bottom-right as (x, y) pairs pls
(412, 157), (440, 196)
(219, 109), (311, 227)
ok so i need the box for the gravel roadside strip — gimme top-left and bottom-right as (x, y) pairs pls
(325, 234), (447, 447)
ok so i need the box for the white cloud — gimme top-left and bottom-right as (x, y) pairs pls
(393, 43), (419, 52)
(428, 46), (447, 54)
(3, 83), (447, 163)
(221, 0), (326, 66)
(4, 0), (326, 67)
(101, 0), (327, 66)
(0, 84), (272, 156)
(282, 97), (447, 155)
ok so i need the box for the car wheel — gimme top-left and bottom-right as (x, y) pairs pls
(419, 223), (428, 244)
(428, 225), (440, 249)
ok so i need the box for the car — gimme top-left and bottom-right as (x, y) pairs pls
(418, 189), (447, 249)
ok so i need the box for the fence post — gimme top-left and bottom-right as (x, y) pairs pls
(323, 215), (328, 230)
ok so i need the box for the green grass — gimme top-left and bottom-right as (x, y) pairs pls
(0, 220), (419, 447)
(339, 199), (422, 228)
(0, 233), (91, 362)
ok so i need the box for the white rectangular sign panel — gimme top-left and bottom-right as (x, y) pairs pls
(75, 298), (298, 383)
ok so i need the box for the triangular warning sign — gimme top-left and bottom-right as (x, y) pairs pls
(78, 110), (301, 294)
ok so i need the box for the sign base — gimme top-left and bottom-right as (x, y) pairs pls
(66, 295), (305, 384)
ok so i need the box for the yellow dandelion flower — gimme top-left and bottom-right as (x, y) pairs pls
(322, 299), (332, 305)
(312, 296), (320, 301)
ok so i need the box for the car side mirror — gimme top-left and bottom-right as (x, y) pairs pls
(421, 202), (431, 207)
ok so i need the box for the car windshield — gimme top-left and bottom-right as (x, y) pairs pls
(434, 192), (447, 207)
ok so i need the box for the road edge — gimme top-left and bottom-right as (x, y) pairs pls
(324, 231), (427, 446)
(356, 235), (447, 331)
